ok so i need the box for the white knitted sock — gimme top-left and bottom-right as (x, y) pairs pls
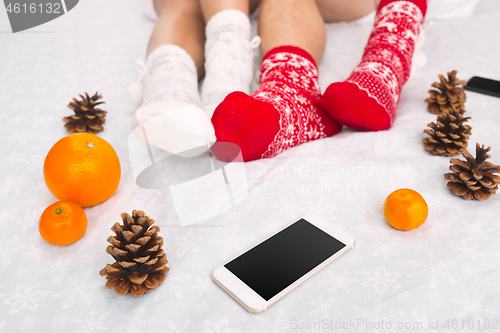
(141, 45), (201, 107)
(201, 9), (255, 117)
(131, 45), (215, 155)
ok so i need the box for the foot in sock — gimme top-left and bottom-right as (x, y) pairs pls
(201, 9), (255, 117)
(211, 46), (342, 162)
(131, 45), (215, 155)
(321, 0), (427, 131)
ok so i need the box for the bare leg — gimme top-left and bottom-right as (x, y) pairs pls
(259, 0), (326, 64)
(316, 0), (427, 22)
(211, 0), (342, 161)
(315, 0), (376, 23)
(147, 0), (205, 78)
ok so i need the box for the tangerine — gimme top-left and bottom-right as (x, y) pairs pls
(43, 133), (121, 207)
(39, 201), (87, 245)
(383, 188), (428, 231)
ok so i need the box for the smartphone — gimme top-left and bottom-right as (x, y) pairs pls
(464, 76), (500, 98)
(212, 215), (355, 313)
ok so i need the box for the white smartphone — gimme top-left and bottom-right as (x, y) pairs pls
(212, 214), (355, 313)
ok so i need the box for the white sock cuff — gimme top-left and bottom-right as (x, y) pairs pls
(205, 9), (251, 38)
(146, 44), (197, 75)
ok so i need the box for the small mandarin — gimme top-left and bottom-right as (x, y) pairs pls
(383, 188), (428, 231)
(43, 133), (120, 207)
(39, 201), (87, 245)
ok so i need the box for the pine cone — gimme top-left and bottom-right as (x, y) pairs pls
(99, 210), (169, 297)
(63, 92), (107, 134)
(425, 70), (467, 114)
(444, 144), (500, 200)
(422, 107), (471, 156)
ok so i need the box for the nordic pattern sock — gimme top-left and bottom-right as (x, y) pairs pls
(201, 9), (254, 118)
(321, 0), (427, 131)
(211, 45), (342, 162)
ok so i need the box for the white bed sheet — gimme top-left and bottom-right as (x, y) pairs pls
(1, 0), (500, 332)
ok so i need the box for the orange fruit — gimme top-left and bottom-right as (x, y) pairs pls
(44, 133), (121, 207)
(39, 201), (88, 245)
(383, 188), (428, 231)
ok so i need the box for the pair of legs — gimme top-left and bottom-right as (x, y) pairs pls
(212, 0), (427, 161)
(146, 0), (375, 75)
(146, 0), (260, 77)
(137, 0), (427, 161)
(133, 0), (373, 156)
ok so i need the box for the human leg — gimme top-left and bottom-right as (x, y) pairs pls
(147, 0), (205, 77)
(259, 0), (327, 64)
(321, 0), (427, 131)
(198, 0), (261, 118)
(315, 0), (376, 23)
(211, 0), (342, 162)
(132, 0), (214, 155)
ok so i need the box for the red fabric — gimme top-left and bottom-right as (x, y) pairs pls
(379, 0), (427, 15)
(211, 45), (341, 162)
(322, 0), (426, 131)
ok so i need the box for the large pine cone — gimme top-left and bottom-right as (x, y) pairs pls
(63, 92), (107, 134)
(99, 210), (169, 296)
(425, 70), (467, 114)
(422, 107), (471, 156)
(444, 144), (500, 200)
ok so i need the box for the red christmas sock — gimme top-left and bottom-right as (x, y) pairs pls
(211, 46), (341, 162)
(321, 0), (427, 131)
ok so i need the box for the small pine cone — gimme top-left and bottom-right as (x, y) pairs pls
(63, 92), (107, 134)
(99, 210), (169, 297)
(425, 70), (467, 114)
(422, 107), (472, 156)
(444, 144), (500, 200)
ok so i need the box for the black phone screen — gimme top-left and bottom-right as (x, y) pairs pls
(465, 76), (500, 98)
(224, 218), (346, 301)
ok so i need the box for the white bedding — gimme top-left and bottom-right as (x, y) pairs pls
(1, 0), (500, 332)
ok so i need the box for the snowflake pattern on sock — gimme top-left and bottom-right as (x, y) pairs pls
(254, 50), (331, 159)
(347, 1), (424, 120)
(142, 45), (201, 107)
(201, 10), (254, 117)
